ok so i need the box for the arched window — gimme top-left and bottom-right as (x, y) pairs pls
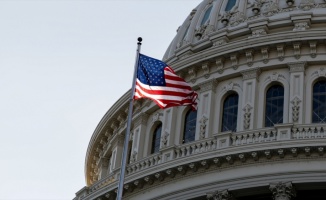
(151, 123), (162, 154)
(265, 85), (284, 127)
(225, 0), (236, 11)
(183, 110), (197, 143)
(221, 93), (239, 132)
(200, 6), (212, 25)
(312, 80), (326, 123)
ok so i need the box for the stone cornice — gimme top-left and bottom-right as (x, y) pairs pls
(83, 141), (326, 200)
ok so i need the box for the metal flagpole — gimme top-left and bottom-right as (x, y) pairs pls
(116, 37), (142, 200)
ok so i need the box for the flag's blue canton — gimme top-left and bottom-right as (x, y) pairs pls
(137, 54), (166, 86)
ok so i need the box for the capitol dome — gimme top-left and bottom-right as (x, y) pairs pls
(75, 0), (326, 199)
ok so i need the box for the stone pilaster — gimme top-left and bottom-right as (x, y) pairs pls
(241, 68), (261, 130)
(98, 157), (109, 179)
(269, 182), (296, 200)
(288, 62), (306, 124)
(197, 79), (218, 138)
(132, 113), (149, 160)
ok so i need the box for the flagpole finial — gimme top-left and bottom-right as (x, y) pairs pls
(137, 37), (142, 45)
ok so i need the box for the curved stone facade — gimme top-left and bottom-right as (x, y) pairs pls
(75, 0), (326, 199)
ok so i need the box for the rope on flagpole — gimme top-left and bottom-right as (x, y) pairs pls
(116, 37), (142, 200)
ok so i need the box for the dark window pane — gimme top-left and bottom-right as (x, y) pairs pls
(225, 0), (236, 11)
(312, 80), (326, 123)
(265, 85), (284, 127)
(183, 110), (197, 143)
(201, 6), (212, 25)
(151, 123), (162, 154)
(221, 93), (239, 132)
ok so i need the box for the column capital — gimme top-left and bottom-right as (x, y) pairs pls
(198, 79), (218, 93)
(241, 68), (261, 81)
(207, 189), (234, 200)
(269, 182), (296, 200)
(288, 61), (307, 73)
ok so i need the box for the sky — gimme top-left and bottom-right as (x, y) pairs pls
(0, 0), (202, 199)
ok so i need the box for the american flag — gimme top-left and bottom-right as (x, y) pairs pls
(134, 54), (198, 109)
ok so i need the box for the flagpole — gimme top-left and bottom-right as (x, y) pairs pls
(116, 37), (142, 200)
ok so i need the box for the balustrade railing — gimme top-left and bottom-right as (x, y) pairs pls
(174, 137), (217, 159)
(231, 127), (277, 146)
(83, 124), (326, 198)
(292, 124), (326, 139)
(126, 152), (162, 175)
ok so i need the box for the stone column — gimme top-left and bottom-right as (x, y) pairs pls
(197, 79), (218, 139)
(132, 113), (149, 161)
(269, 182), (296, 200)
(207, 189), (234, 200)
(98, 157), (109, 179)
(288, 62), (306, 124)
(241, 68), (261, 130)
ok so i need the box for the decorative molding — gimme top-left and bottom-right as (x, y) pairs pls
(199, 115), (208, 139)
(216, 57), (225, 74)
(311, 67), (326, 77)
(277, 44), (284, 61)
(261, 47), (269, 63)
(161, 130), (169, 147)
(241, 68), (261, 81)
(134, 113), (149, 127)
(309, 41), (317, 58)
(262, 1), (280, 17)
(188, 67), (197, 83)
(291, 97), (301, 123)
(152, 112), (163, 124)
(230, 54), (238, 70)
(288, 62), (307, 72)
(293, 42), (301, 60)
(221, 82), (241, 93)
(243, 104), (253, 130)
(249, 26), (268, 38)
(264, 72), (286, 83)
(110, 119), (120, 132)
(293, 21), (310, 31)
(246, 49), (254, 67)
(202, 62), (210, 79)
(207, 189), (234, 200)
(269, 182), (296, 200)
(229, 12), (245, 27)
(199, 79), (218, 93)
(298, 0), (316, 11)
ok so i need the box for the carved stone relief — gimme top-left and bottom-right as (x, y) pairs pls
(216, 58), (225, 74)
(202, 62), (210, 79)
(230, 54), (238, 70)
(262, 1), (279, 17)
(264, 72), (286, 83)
(199, 115), (208, 139)
(311, 67), (326, 77)
(188, 67), (197, 83)
(243, 104), (253, 130)
(309, 41), (317, 58)
(299, 0), (316, 11)
(269, 182), (296, 200)
(291, 97), (301, 123)
(207, 189), (234, 200)
(277, 45), (284, 61)
(229, 12), (245, 27)
(161, 130), (169, 147)
(293, 21), (310, 31)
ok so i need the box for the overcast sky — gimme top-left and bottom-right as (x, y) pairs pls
(0, 0), (202, 199)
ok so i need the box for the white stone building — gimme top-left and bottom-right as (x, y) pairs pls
(74, 0), (326, 199)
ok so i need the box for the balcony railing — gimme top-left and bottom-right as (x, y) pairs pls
(78, 123), (326, 199)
